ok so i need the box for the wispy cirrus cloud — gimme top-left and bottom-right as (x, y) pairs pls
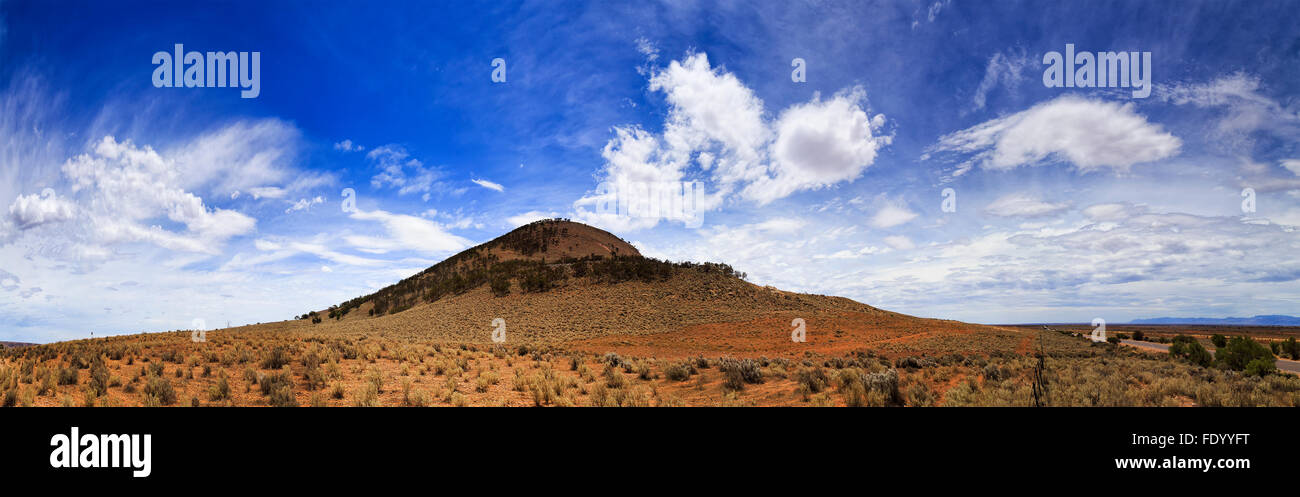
(471, 178), (504, 192)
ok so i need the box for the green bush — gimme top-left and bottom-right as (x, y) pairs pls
(489, 276), (510, 297)
(1169, 335), (1213, 367)
(1211, 334), (1227, 348)
(208, 372), (230, 401)
(1282, 337), (1300, 360)
(796, 367), (830, 394)
(88, 357), (110, 397)
(1216, 336), (1274, 373)
(717, 357), (763, 384)
(57, 364), (79, 385)
(664, 362), (692, 382)
(1244, 357), (1276, 377)
(261, 346), (292, 370)
(142, 376), (177, 405)
(1131, 330), (1144, 341)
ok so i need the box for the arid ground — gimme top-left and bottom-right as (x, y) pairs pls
(3, 220), (1297, 407)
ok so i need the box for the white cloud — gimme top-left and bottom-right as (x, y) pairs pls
(168, 119), (302, 196)
(984, 192), (1070, 218)
(247, 186), (286, 199)
(367, 145), (447, 197)
(634, 37), (659, 62)
(574, 52), (889, 228)
(53, 136), (257, 255)
(506, 210), (557, 227)
(333, 139), (363, 152)
(1082, 202), (1136, 222)
(649, 52), (769, 176)
(868, 202), (919, 229)
(744, 88), (891, 204)
(927, 95), (1181, 175)
(344, 207), (472, 255)
(8, 188), (74, 229)
(1281, 159), (1300, 176)
(1161, 73), (1300, 154)
(285, 196), (324, 213)
(883, 235), (915, 250)
(471, 178), (504, 192)
(972, 50), (1030, 111)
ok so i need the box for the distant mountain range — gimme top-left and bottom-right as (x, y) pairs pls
(1127, 315), (1300, 326)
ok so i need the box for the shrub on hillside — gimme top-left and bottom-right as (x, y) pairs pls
(490, 275), (510, 297)
(88, 357), (110, 397)
(795, 367), (830, 395)
(1211, 334), (1228, 348)
(261, 345), (292, 370)
(142, 376), (176, 406)
(664, 362), (693, 382)
(717, 357), (763, 384)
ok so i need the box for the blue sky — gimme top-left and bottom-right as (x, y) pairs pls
(2, 0), (1300, 342)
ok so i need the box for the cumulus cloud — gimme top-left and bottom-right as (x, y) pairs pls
(8, 188), (74, 229)
(926, 95), (1181, 176)
(984, 192), (1070, 218)
(46, 136), (257, 255)
(744, 88), (891, 203)
(575, 52), (889, 230)
(471, 178), (504, 192)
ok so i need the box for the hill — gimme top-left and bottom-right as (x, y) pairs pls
(1128, 315), (1300, 326)
(287, 218), (1017, 359)
(306, 219), (644, 321)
